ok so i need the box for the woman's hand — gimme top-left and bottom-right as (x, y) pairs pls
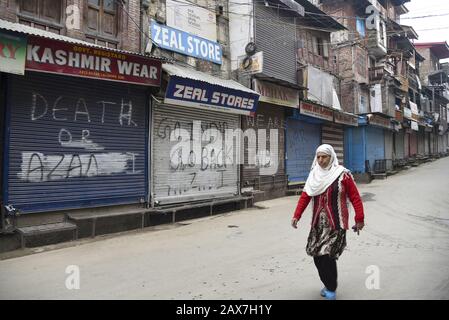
(291, 218), (299, 229)
(356, 222), (364, 231)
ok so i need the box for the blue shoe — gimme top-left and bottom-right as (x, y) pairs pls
(324, 289), (336, 300)
(320, 288), (327, 297)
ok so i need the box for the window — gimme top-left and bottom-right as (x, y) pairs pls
(356, 17), (365, 37)
(312, 36), (329, 58)
(322, 39), (329, 58)
(360, 95), (368, 114)
(18, 0), (62, 32)
(86, 0), (119, 40)
(378, 20), (387, 48)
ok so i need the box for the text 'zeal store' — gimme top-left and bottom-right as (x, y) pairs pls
(0, 21), (163, 214)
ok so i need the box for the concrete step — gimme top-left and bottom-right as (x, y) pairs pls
(372, 173), (387, 180)
(17, 222), (77, 248)
(386, 170), (398, 176)
(286, 189), (302, 196)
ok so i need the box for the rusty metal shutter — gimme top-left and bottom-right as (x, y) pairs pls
(254, 4), (297, 85)
(409, 131), (418, 157)
(395, 130), (405, 160)
(241, 102), (285, 193)
(417, 127), (425, 155)
(152, 102), (240, 205)
(404, 131), (410, 158)
(321, 124), (344, 166)
(425, 132), (430, 155)
(6, 72), (148, 213)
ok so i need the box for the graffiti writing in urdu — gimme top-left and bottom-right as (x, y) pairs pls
(17, 92), (142, 182)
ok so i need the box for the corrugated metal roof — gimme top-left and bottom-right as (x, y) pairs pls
(0, 18), (168, 61)
(162, 63), (259, 94)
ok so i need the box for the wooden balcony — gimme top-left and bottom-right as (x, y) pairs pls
(369, 66), (385, 82)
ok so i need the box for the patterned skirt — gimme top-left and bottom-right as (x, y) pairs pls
(306, 210), (347, 259)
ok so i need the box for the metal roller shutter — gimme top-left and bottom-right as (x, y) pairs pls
(241, 102), (285, 191)
(384, 131), (393, 171)
(417, 128), (425, 155)
(322, 124), (344, 166)
(0, 75), (4, 203)
(409, 131), (418, 157)
(366, 127), (385, 173)
(425, 132), (430, 155)
(6, 72), (148, 213)
(344, 127), (365, 173)
(152, 103), (240, 205)
(404, 132), (410, 158)
(395, 130), (405, 160)
(286, 119), (321, 182)
(254, 4), (297, 85)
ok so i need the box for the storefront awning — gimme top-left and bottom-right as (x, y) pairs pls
(0, 19), (166, 86)
(162, 63), (260, 115)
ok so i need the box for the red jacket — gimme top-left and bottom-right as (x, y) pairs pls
(293, 172), (364, 230)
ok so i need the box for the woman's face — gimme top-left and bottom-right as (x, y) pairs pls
(316, 152), (331, 169)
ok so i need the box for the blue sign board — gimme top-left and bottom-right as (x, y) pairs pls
(164, 76), (259, 116)
(151, 20), (222, 65)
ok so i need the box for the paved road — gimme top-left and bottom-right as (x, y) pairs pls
(1, 158), (449, 300)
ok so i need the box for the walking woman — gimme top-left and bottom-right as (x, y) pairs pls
(291, 144), (365, 300)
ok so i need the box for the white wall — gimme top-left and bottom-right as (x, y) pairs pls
(229, 0), (254, 71)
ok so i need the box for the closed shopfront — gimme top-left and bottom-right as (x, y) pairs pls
(425, 131), (430, 155)
(404, 131), (410, 158)
(6, 72), (149, 213)
(334, 111), (359, 168)
(1, 32), (163, 214)
(344, 126), (365, 173)
(241, 102), (286, 199)
(417, 127), (426, 156)
(438, 135), (444, 153)
(366, 126), (385, 173)
(430, 132), (436, 155)
(384, 131), (394, 171)
(395, 130), (405, 160)
(322, 124), (344, 166)
(242, 79), (300, 199)
(409, 130), (418, 157)
(286, 118), (321, 182)
(286, 102), (334, 182)
(152, 103), (240, 205)
(0, 75), (4, 203)
(154, 64), (259, 205)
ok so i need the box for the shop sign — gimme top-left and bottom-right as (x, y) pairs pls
(411, 120), (419, 131)
(299, 101), (333, 122)
(403, 107), (412, 119)
(166, 0), (217, 41)
(253, 79), (299, 108)
(151, 20), (222, 65)
(334, 111), (359, 126)
(25, 36), (161, 86)
(165, 76), (259, 115)
(409, 101), (419, 115)
(368, 114), (392, 129)
(395, 109), (403, 122)
(0, 31), (26, 75)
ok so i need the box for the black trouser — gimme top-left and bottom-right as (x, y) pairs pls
(313, 255), (338, 292)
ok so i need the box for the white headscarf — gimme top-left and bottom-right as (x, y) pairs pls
(303, 144), (346, 197)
